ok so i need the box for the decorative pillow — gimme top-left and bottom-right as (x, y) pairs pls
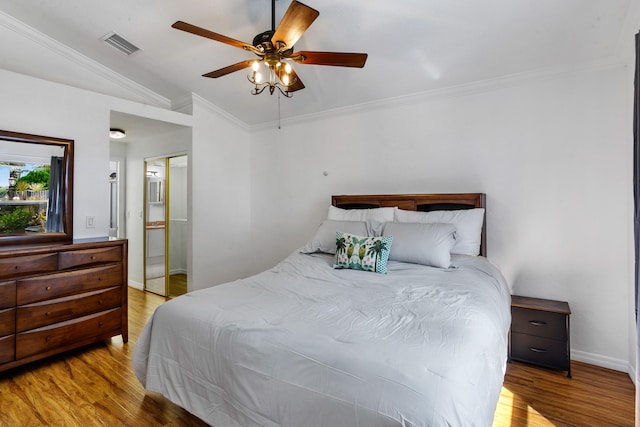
(382, 222), (456, 268)
(301, 220), (368, 254)
(328, 205), (396, 223)
(394, 208), (484, 256)
(334, 232), (393, 274)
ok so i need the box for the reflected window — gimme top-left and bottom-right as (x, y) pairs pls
(0, 141), (66, 235)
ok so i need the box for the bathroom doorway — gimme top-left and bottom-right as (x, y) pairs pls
(144, 154), (188, 297)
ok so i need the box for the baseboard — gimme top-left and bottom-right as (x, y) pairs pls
(128, 280), (143, 290)
(169, 268), (187, 275)
(572, 349), (629, 373)
(629, 362), (637, 386)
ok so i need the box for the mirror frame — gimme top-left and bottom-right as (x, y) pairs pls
(0, 129), (73, 246)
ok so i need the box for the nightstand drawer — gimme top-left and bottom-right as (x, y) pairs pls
(512, 307), (566, 340)
(511, 332), (570, 371)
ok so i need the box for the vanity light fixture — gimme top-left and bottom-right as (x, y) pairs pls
(109, 128), (126, 139)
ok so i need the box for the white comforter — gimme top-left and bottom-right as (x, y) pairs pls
(133, 252), (511, 427)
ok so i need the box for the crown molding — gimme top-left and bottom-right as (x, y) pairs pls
(0, 10), (171, 109)
(249, 56), (626, 132)
(190, 93), (250, 131)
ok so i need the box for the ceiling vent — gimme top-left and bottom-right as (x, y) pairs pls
(102, 32), (141, 55)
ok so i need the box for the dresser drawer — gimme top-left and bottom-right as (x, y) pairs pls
(511, 332), (569, 371)
(0, 254), (58, 280)
(16, 308), (121, 360)
(0, 281), (16, 309)
(0, 334), (15, 364)
(16, 287), (122, 332)
(0, 308), (15, 336)
(16, 264), (122, 305)
(511, 307), (567, 340)
(58, 246), (122, 270)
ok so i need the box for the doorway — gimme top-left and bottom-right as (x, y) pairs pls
(144, 154), (188, 297)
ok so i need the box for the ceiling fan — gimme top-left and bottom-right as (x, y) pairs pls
(172, 0), (368, 97)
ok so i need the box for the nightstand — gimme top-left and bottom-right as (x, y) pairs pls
(509, 295), (571, 378)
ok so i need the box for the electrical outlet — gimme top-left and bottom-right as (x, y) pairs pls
(86, 216), (95, 228)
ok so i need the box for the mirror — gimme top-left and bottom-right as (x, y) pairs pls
(0, 130), (73, 245)
(148, 177), (164, 205)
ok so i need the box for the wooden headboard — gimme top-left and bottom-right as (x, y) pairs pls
(331, 193), (487, 257)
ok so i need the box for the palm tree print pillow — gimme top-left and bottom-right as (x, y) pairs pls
(334, 232), (393, 274)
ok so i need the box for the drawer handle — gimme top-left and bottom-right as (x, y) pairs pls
(45, 286), (52, 291)
(98, 322), (103, 327)
(529, 347), (547, 353)
(529, 320), (547, 327)
(45, 336), (51, 342)
(91, 256), (96, 260)
(45, 312), (50, 316)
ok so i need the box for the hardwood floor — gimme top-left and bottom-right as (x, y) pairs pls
(0, 287), (635, 426)
(494, 361), (634, 426)
(168, 273), (188, 297)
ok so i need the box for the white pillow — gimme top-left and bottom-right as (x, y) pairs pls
(328, 205), (396, 223)
(301, 220), (369, 254)
(394, 208), (485, 256)
(383, 222), (456, 268)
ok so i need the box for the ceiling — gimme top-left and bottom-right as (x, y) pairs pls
(0, 0), (636, 127)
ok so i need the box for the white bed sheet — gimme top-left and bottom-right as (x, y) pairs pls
(133, 251), (511, 427)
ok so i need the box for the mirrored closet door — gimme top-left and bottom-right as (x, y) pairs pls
(144, 155), (188, 297)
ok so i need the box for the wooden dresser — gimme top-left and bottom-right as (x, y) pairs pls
(0, 238), (127, 373)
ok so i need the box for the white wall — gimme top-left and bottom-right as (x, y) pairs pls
(250, 64), (632, 371)
(190, 96), (252, 290)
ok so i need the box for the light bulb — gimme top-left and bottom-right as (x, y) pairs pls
(284, 63), (292, 74)
(254, 72), (262, 84)
(282, 74), (290, 86)
(252, 61), (260, 72)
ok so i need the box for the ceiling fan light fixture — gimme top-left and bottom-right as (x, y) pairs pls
(247, 59), (296, 98)
(109, 128), (126, 139)
(172, 0), (366, 98)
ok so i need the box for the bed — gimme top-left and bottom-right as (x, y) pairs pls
(133, 193), (511, 427)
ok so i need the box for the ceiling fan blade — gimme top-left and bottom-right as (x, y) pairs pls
(292, 51), (368, 68)
(271, 1), (319, 50)
(172, 21), (253, 50)
(290, 51), (368, 68)
(278, 67), (305, 92)
(203, 60), (255, 78)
